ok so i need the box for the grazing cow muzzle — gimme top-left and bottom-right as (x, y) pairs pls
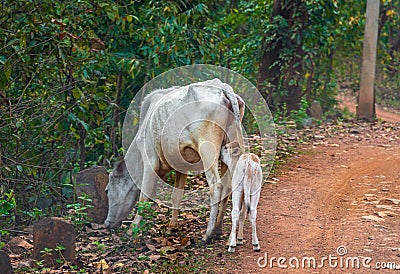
(104, 219), (122, 229)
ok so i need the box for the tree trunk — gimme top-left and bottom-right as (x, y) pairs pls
(357, 0), (380, 121)
(110, 71), (123, 158)
(256, 0), (307, 111)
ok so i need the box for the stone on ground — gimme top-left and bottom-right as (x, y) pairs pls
(0, 250), (14, 274)
(74, 166), (109, 224)
(33, 217), (76, 267)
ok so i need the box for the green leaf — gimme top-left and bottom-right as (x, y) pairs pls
(72, 87), (84, 100)
(97, 101), (107, 111)
(4, 67), (11, 80)
(68, 112), (78, 122)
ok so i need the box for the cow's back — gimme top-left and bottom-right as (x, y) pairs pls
(139, 80), (241, 173)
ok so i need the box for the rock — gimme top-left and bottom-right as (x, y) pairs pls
(376, 205), (397, 211)
(16, 261), (31, 269)
(33, 217), (76, 267)
(349, 128), (360, 134)
(309, 101), (323, 120)
(361, 215), (385, 222)
(302, 118), (313, 128)
(378, 198), (400, 205)
(74, 166), (109, 224)
(4, 236), (33, 254)
(0, 250), (14, 274)
(376, 211), (398, 218)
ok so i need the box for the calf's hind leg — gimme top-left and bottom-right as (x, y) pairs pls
(228, 188), (242, 252)
(249, 191), (261, 252)
(236, 193), (246, 245)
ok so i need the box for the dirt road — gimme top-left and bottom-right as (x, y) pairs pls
(221, 100), (400, 273)
(339, 93), (400, 123)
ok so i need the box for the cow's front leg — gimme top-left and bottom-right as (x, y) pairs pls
(128, 166), (158, 235)
(167, 172), (187, 233)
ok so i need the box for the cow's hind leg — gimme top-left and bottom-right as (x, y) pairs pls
(168, 172), (187, 233)
(215, 163), (231, 237)
(200, 142), (222, 242)
(203, 166), (221, 242)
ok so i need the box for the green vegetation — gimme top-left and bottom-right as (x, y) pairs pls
(0, 0), (399, 242)
(130, 201), (158, 239)
(65, 192), (93, 230)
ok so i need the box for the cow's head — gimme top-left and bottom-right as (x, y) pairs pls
(104, 159), (140, 228)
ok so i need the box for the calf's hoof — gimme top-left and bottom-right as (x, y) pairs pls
(237, 238), (243, 245)
(253, 244), (260, 252)
(228, 246), (236, 253)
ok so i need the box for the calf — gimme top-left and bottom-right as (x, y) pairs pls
(220, 142), (262, 253)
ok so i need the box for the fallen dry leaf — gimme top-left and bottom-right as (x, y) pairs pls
(180, 237), (190, 246)
(94, 259), (109, 270)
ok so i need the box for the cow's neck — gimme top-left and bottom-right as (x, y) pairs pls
(124, 139), (144, 184)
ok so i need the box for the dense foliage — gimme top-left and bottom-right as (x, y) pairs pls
(0, 0), (399, 231)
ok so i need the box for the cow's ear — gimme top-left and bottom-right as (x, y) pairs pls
(113, 159), (126, 177)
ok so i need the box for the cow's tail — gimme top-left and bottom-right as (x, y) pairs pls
(221, 88), (241, 122)
(221, 86), (245, 147)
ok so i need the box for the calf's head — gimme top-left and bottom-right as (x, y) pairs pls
(220, 141), (243, 167)
(104, 159), (140, 228)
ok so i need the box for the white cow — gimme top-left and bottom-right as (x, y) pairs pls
(220, 142), (262, 252)
(104, 79), (245, 242)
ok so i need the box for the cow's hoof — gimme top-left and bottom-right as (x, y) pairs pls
(202, 235), (213, 244)
(214, 228), (223, 237)
(214, 233), (224, 240)
(166, 226), (177, 234)
(228, 246), (236, 253)
(237, 239), (243, 245)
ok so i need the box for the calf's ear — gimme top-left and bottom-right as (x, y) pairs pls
(232, 147), (242, 157)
